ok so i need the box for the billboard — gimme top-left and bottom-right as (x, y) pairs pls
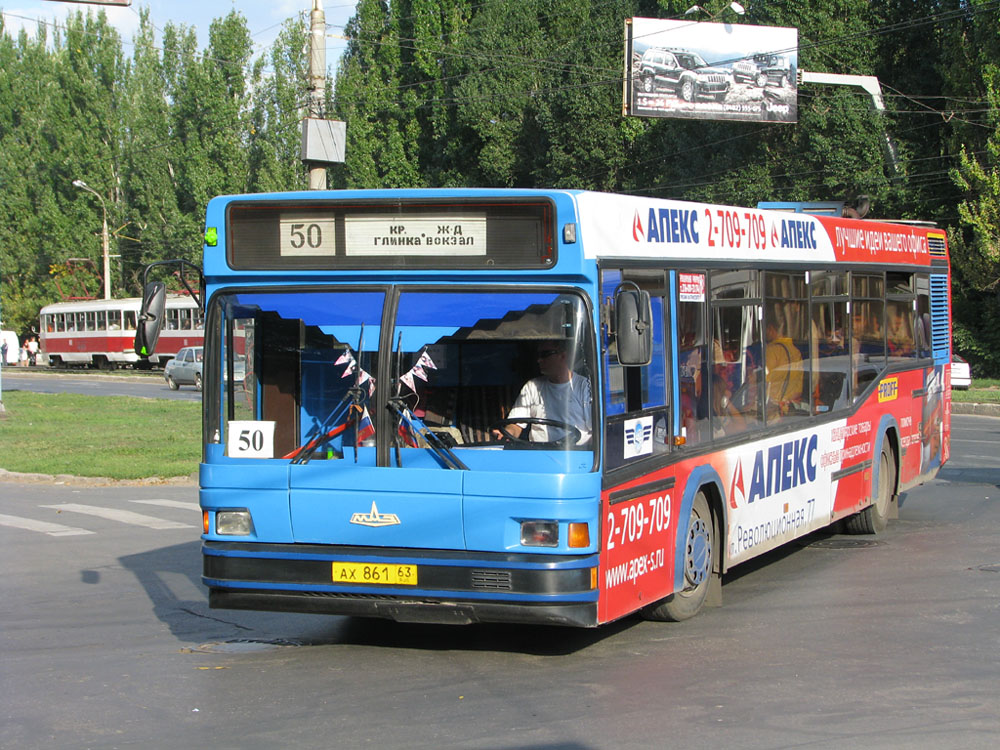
(624, 17), (798, 124)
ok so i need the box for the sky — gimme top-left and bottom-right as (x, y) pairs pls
(1, 1), (358, 66)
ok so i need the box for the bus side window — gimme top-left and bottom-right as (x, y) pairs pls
(764, 272), (809, 424)
(677, 284), (708, 446)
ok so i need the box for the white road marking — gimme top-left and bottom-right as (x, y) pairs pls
(130, 499), (201, 512)
(40, 503), (195, 530)
(0, 513), (95, 537)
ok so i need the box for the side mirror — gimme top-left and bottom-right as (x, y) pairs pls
(134, 281), (167, 358)
(614, 285), (653, 366)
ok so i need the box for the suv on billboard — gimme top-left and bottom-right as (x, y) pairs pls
(733, 52), (794, 89)
(637, 47), (730, 102)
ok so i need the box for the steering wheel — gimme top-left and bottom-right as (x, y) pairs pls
(490, 417), (583, 449)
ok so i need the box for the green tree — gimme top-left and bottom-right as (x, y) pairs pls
(247, 16), (312, 192)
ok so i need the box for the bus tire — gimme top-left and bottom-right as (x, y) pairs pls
(845, 443), (895, 535)
(642, 491), (714, 622)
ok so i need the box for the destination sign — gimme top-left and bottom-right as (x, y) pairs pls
(343, 213), (487, 256)
(226, 200), (553, 270)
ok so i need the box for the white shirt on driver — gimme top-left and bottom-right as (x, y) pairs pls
(508, 375), (592, 445)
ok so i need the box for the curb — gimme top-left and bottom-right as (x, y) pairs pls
(951, 402), (1000, 418)
(0, 468), (196, 487)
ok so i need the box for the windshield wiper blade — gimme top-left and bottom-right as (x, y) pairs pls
(286, 399), (353, 463)
(387, 400), (468, 471)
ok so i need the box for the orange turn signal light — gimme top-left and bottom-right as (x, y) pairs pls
(203, 510), (210, 535)
(568, 522), (590, 548)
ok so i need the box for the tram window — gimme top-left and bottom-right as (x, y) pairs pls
(124, 311), (137, 330)
(96, 310), (107, 330)
(55, 314), (65, 332)
(165, 308), (180, 330)
(76, 313), (86, 331)
(65, 314), (75, 332)
(179, 309), (193, 330)
(45, 315), (55, 333)
(108, 311), (121, 330)
(193, 309), (204, 330)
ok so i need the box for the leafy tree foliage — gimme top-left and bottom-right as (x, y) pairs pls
(0, 1), (998, 376)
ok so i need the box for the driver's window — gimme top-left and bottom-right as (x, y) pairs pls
(602, 267), (669, 471)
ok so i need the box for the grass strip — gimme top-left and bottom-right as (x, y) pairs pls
(0, 390), (200, 480)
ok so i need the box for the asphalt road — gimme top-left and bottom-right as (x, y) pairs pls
(2, 415), (998, 750)
(1, 368), (200, 401)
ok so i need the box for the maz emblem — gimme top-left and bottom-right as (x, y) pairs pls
(350, 501), (401, 527)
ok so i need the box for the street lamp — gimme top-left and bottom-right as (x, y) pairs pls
(72, 179), (112, 300)
(685, 2), (745, 18)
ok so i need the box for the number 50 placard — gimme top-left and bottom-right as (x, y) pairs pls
(227, 421), (276, 458)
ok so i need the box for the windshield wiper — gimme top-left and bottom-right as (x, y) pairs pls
(286, 399), (352, 463)
(387, 399), (468, 471)
(288, 327), (370, 465)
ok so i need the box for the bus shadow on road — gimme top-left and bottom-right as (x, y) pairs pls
(116, 539), (642, 653)
(316, 615), (642, 656)
(118, 540), (222, 643)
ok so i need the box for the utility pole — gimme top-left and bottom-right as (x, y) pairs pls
(308, 0), (327, 190)
(72, 179), (112, 300)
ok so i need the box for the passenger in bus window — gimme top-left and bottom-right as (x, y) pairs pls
(887, 302), (914, 357)
(764, 305), (803, 418)
(501, 340), (592, 445)
(712, 374), (746, 438)
(679, 346), (707, 444)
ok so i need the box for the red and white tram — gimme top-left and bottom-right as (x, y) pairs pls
(39, 296), (202, 368)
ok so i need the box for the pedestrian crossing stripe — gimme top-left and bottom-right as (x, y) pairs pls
(0, 513), (95, 537)
(40, 503), (195, 530)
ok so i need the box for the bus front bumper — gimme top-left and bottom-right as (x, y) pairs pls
(203, 541), (600, 627)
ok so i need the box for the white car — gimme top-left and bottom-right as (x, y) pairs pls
(164, 346), (245, 391)
(951, 353), (971, 390)
(164, 346), (204, 390)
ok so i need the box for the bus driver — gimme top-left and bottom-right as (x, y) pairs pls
(500, 340), (592, 445)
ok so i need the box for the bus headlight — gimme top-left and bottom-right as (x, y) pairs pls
(520, 520), (558, 547)
(216, 510), (254, 536)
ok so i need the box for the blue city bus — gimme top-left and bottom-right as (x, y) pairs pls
(137, 188), (951, 627)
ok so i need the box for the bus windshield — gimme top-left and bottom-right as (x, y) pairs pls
(206, 287), (596, 468)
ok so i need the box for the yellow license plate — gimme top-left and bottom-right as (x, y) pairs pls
(331, 562), (418, 586)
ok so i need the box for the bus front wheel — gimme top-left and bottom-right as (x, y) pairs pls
(642, 490), (714, 622)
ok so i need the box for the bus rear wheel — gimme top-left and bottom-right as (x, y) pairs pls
(845, 443), (895, 534)
(642, 491), (714, 622)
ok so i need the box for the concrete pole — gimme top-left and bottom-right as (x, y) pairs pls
(101, 211), (111, 300)
(308, 0), (327, 190)
(72, 180), (112, 299)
